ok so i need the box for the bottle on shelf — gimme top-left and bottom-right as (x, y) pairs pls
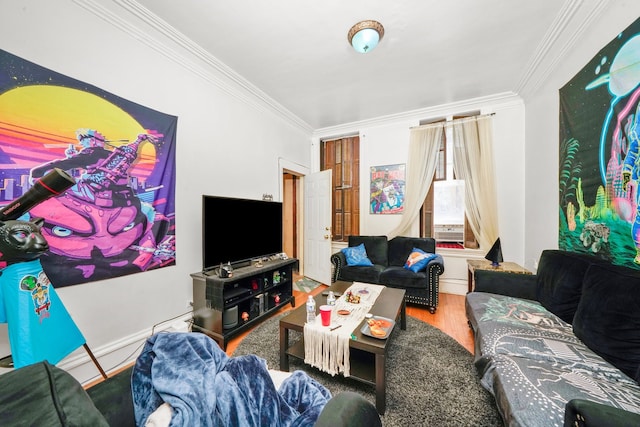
(306, 295), (316, 323)
(327, 291), (336, 306)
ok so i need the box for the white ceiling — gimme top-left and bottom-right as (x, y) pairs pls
(130, 0), (596, 130)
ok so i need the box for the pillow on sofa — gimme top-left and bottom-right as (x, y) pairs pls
(572, 262), (640, 381)
(403, 247), (437, 273)
(342, 244), (374, 267)
(388, 236), (436, 267)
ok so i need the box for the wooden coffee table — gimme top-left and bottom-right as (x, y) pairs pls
(279, 281), (406, 414)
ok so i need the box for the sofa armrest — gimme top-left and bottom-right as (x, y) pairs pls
(564, 399), (640, 427)
(330, 251), (347, 283)
(427, 254), (445, 276)
(474, 269), (538, 300)
(315, 391), (381, 427)
(0, 361), (109, 427)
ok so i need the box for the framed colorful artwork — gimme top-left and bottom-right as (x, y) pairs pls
(370, 164), (405, 214)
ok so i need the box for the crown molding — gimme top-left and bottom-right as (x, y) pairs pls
(73, 0), (602, 138)
(516, 0), (611, 97)
(313, 92), (523, 139)
(72, 0), (314, 135)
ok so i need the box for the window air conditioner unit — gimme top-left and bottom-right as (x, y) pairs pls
(434, 225), (464, 242)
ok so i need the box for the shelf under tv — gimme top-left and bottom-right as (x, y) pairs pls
(190, 257), (298, 350)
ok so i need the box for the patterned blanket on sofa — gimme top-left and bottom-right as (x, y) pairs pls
(466, 292), (640, 427)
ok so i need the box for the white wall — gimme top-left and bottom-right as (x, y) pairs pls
(0, 1), (311, 382)
(359, 122), (412, 235)
(523, 0), (640, 270)
(315, 95), (526, 294)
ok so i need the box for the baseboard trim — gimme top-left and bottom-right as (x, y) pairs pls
(439, 278), (467, 296)
(58, 313), (193, 385)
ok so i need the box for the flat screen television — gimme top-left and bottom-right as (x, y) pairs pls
(202, 195), (283, 271)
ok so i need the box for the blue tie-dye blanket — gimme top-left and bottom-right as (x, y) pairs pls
(132, 332), (331, 427)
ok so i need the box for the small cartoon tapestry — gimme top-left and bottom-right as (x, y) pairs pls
(370, 164), (405, 214)
(559, 17), (640, 268)
(0, 49), (177, 287)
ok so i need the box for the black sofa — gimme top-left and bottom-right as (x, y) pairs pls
(0, 359), (381, 426)
(466, 249), (640, 427)
(0, 361), (131, 427)
(331, 235), (444, 313)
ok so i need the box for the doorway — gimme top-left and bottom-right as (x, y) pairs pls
(280, 158), (310, 276)
(282, 172), (299, 260)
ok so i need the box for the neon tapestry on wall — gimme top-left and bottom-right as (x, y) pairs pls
(559, 17), (640, 268)
(0, 49), (177, 287)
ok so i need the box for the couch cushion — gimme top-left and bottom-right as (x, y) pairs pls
(479, 353), (640, 427)
(341, 243), (374, 266)
(388, 236), (436, 267)
(573, 262), (640, 381)
(337, 264), (385, 284)
(0, 361), (109, 426)
(348, 235), (388, 266)
(535, 249), (595, 323)
(466, 292), (576, 361)
(467, 291), (640, 426)
(379, 266), (428, 289)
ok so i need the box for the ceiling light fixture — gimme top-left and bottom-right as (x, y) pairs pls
(348, 20), (384, 54)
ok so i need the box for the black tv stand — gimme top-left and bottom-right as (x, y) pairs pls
(190, 258), (298, 350)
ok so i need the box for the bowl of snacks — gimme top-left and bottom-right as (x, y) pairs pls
(344, 290), (361, 304)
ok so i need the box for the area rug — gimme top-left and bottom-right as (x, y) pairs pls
(233, 314), (503, 426)
(293, 276), (322, 293)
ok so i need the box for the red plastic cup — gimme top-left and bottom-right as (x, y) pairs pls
(319, 305), (332, 326)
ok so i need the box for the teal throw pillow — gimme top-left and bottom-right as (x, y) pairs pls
(404, 247), (437, 273)
(342, 243), (374, 266)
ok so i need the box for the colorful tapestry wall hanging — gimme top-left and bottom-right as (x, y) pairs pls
(559, 17), (640, 268)
(0, 49), (177, 287)
(370, 164), (405, 214)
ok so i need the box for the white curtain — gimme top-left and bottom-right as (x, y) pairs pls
(388, 123), (444, 239)
(448, 115), (499, 250)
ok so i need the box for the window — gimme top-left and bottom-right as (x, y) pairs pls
(420, 121), (478, 248)
(321, 136), (360, 242)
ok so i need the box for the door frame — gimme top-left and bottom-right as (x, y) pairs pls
(279, 158), (309, 274)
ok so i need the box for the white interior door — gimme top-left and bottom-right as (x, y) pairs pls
(303, 170), (332, 285)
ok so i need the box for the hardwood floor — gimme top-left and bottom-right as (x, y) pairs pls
(406, 292), (474, 353)
(225, 284), (474, 356)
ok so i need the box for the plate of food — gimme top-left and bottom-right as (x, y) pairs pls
(361, 316), (395, 339)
